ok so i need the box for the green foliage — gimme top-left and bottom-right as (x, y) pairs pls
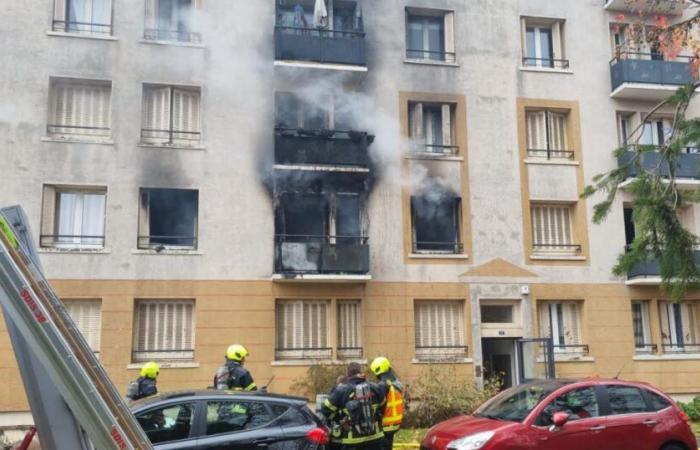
(289, 364), (348, 400)
(678, 394), (700, 421)
(402, 366), (501, 428)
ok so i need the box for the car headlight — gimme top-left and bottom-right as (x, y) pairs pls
(446, 431), (495, 450)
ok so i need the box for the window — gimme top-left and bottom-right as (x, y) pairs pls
(632, 301), (654, 354)
(606, 385), (648, 415)
(63, 299), (101, 354)
(414, 300), (466, 360)
(205, 401), (273, 435)
(408, 102), (457, 154)
(337, 300), (362, 359)
(411, 195), (462, 254)
(406, 9), (455, 62)
(135, 402), (195, 444)
(141, 85), (201, 146)
(138, 188), (198, 250)
(481, 304), (514, 324)
(48, 78), (111, 139)
(640, 118), (671, 146)
(646, 390), (671, 412)
(133, 299), (195, 362)
(522, 18), (567, 69)
(659, 301), (699, 353)
(40, 185), (106, 249)
(536, 387), (599, 426)
(623, 206), (636, 247)
(275, 92), (329, 130)
(275, 300), (330, 360)
(538, 301), (583, 353)
(144, 0), (200, 43)
(531, 204), (579, 255)
(276, 0), (364, 33)
(52, 0), (112, 34)
(526, 110), (571, 159)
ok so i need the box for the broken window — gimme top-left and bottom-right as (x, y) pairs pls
(138, 188), (198, 250)
(40, 185), (106, 249)
(53, 0), (113, 34)
(48, 78), (111, 138)
(409, 102), (456, 154)
(144, 0), (200, 43)
(410, 195), (462, 254)
(141, 84), (201, 146)
(275, 92), (329, 130)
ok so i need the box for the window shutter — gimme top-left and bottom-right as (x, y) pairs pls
(526, 111), (547, 150)
(338, 300), (361, 350)
(552, 21), (562, 62)
(142, 86), (171, 143)
(134, 300), (194, 361)
(681, 303), (697, 344)
(54, 0), (66, 29)
(410, 102), (424, 139)
(138, 190), (151, 248)
(441, 104), (452, 146)
(562, 302), (581, 345)
(443, 12), (455, 57)
(64, 299), (102, 352)
(547, 112), (568, 151)
(531, 205), (573, 250)
(538, 302), (552, 338)
(41, 186), (57, 244)
(172, 88), (201, 142)
(520, 18), (528, 59)
(415, 301), (464, 359)
(145, 0), (158, 32)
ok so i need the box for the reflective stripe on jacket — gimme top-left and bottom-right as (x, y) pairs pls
(382, 379), (404, 431)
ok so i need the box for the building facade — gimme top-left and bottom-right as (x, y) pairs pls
(1, 0), (700, 426)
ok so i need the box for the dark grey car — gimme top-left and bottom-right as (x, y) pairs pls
(130, 390), (328, 450)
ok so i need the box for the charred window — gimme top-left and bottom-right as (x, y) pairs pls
(138, 188), (198, 250)
(411, 195), (462, 254)
(275, 92), (328, 130)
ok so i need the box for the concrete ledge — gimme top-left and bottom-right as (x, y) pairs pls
(271, 359), (367, 367)
(409, 253), (469, 260)
(46, 30), (118, 41)
(519, 66), (573, 75)
(127, 362), (199, 370)
(138, 143), (206, 151)
(412, 358), (473, 364)
(274, 60), (368, 72)
(41, 136), (114, 145)
(538, 356), (595, 363)
(131, 249), (203, 256)
(404, 59), (459, 68)
(530, 255), (586, 261)
(634, 354), (700, 361)
(39, 247), (111, 255)
(139, 38), (205, 48)
(524, 158), (579, 166)
(271, 274), (371, 283)
(405, 153), (464, 162)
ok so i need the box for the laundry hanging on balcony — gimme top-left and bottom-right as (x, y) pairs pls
(313, 0), (328, 28)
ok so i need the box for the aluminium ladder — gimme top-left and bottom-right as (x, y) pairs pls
(0, 206), (153, 450)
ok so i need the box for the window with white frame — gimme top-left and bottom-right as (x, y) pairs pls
(632, 301), (654, 354)
(141, 85), (201, 146)
(408, 102), (457, 154)
(337, 300), (362, 360)
(144, 0), (201, 43)
(659, 301), (699, 353)
(526, 110), (571, 159)
(48, 78), (111, 139)
(64, 299), (102, 354)
(138, 188), (199, 250)
(275, 300), (330, 360)
(531, 204), (579, 255)
(522, 18), (567, 69)
(414, 300), (466, 360)
(133, 299), (195, 362)
(538, 301), (583, 354)
(406, 9), (455, 63)
(40, 185), (106, 249)
(52, 0), (112, 34)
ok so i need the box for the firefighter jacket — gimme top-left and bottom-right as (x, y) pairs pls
(377, 371), (404, 433)
(214, 360), (257, 391)
(321, 375), (386, 446)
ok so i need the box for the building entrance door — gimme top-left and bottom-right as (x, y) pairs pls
(481, 338), (517, 389)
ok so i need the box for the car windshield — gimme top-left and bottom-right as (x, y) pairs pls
(475, 381), (570, 422)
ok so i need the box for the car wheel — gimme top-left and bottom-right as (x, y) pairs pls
(661, 444), (687, 450)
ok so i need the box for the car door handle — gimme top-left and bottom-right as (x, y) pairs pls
(590, 425), (606, 432)
(252, 437), (275, 446)
(642, 419), (658, 426)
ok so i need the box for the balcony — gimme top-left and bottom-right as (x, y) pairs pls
(273, 235), (370, 281)
(274, 26), (366, 69)
(603, 0), (685, 15)
(618, 149), (700, 189)
(274, 128), (373, 168)
(626, 250), (700, 285)
(610, 52), (694, 100)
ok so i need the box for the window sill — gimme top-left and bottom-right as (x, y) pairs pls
(524, 158), (579, 166)
(271, 359), (367, 367)
(519, 66), (573, 75)
(412, 358), (473, 364)
(138, 143), (205, 151)
(131, 249), (203, 256)
(46, 30), (118, 41)
(42, 136), (114, 145)
(127, 361), (199, 370)
(404, 58), (459, 68)
(405, 153), (464, 162)
(530, 255), (586, 261)
(538, 355), (595, 363)
(633, 354), (700, 361)
(139, 38), (205, 48)
(39, 247), (111, 254)
(409, 253), (469, 260)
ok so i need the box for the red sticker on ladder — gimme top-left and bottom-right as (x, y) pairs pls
(110, 426), (127, 450)
(20, 288), (46, 324)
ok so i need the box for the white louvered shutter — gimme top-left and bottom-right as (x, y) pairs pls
(562, 302), (581, 345)
(526, 111), (547, 152)
(144, 0), (158, 34)
(172, 88), (201, 144)
(337, 300), (361, 359)
(410, 102), (424, 140)
(681, 303), (697, 344)
(142, 86), (171, 143)
(531, 205), (574, 253)
(441, 104), (452, 146)
(538, 303), (552, 338)
(51, 81), (110, 137)
(547, 112), (568, 151)
(276, 301), (329, 359)
(134, 300), (195, 361)
(659, 302), (672, 346)
(415, 301), (465, 360)
(64, 299), (102, 353)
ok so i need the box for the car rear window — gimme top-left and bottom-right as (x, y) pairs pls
(606, 386), (647, 415)
(273, 405), (311, 427)
(645, 390), (671, 412)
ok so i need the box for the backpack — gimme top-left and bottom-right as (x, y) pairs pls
(345, 382), (376, 436)
(126, 380), (141, 400)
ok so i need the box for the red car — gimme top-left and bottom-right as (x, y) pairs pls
(422, 378), (696, 450)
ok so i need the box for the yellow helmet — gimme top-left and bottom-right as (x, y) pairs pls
(370, 356), (391, 376)
(140, 361), (160, 379)
(226, 344), (249, 362)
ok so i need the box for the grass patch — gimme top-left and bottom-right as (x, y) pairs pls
(691, 420), (700, 439)
(394, 429), (427, 445)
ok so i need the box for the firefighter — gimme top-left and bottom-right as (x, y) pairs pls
(214, 344), (257, 391)
(127, 361), (159, 400)
(370, 357), (405, 450)
(321, 362), (386, 450)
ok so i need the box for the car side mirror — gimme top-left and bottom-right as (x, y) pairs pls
(552, 412), (570, 428)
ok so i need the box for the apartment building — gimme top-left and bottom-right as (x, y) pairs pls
(1, 0), (700, 426)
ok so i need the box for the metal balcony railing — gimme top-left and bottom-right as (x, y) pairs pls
(406, 49), (456, 63)
(409, 143), (460, 156)
(552, 344), (589, 356)
(627, 250), (700, 280)
(274, 234), (370, 275)
(143, 29), (202, 43)
(141, 128), (201, 145)
(532, 244), (582, 255)
(137, 235), (198, 250)
(40, 234), (105, 249)
(635, 343), (658, 354)
(274, 127), (372, 167)
(522, 57), (570, 69)
(337, 347), (363, 360)
(618, 148), (700, 180)
(412, 241), (463, 254)
(132, 349), (195, 362)
(610, 52), (694, 92)
(274, 26), (366, 66)
(274, 347), (333, 360)
(47, 124), (111, 137)
(661, 343), (700, 354)
(52, 20), (112, 34)
(415, 345), (468, 361)
(527, 148), (575, 160)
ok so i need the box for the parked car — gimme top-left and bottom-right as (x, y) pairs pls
(130, 390), (329, 449)
(421, 378), (696, 450)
